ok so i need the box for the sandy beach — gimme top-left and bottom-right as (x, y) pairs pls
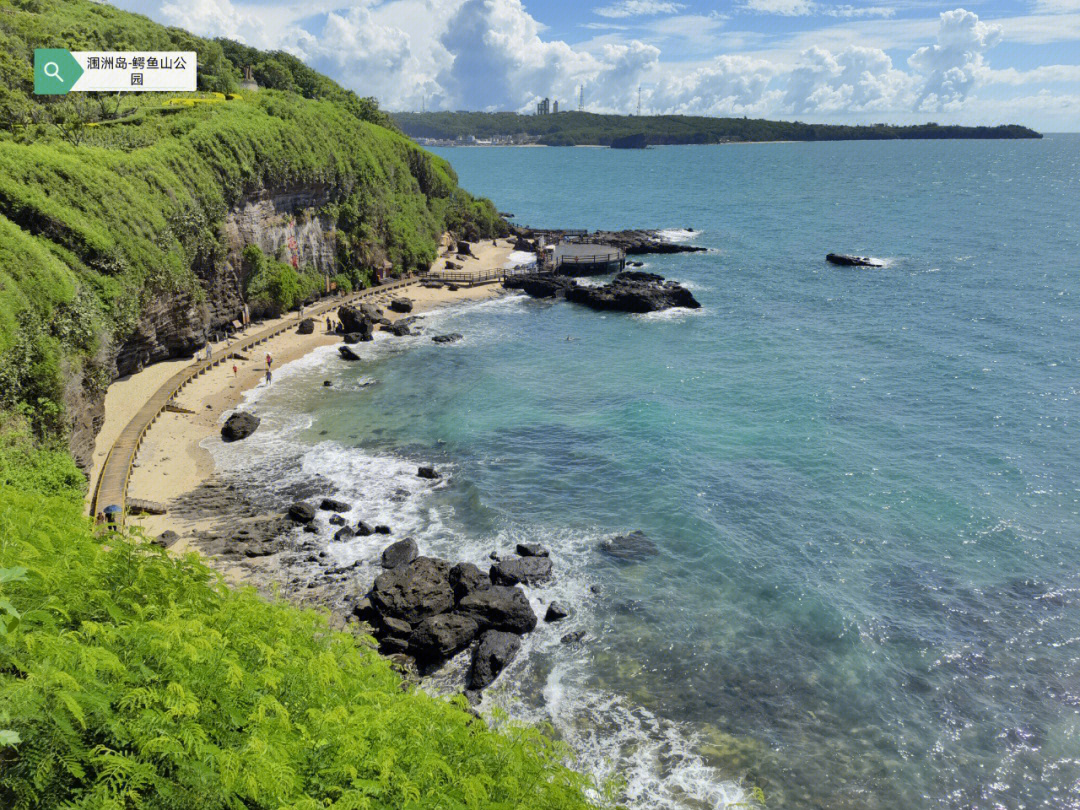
(93, 237), (518, 556)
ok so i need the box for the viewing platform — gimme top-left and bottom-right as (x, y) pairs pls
(547, 241), (625, 276)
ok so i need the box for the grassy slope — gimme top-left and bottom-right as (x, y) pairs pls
(0, 0), (503, 438)
(393, 110), (1042, 145)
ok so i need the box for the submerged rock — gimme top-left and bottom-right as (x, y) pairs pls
(339, 345), (361, 361)
(221, 411), (260, 442)
(469, 630), (522, 690)
(432, 333), (463, 344)
(599, 530), (659, 562)
(417, 466), (441, 480)
(516, 543), (549, 558)
(356, 520), (375, 536)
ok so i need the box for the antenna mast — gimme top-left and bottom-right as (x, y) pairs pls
(578, 84), (584, 112)
(636, 85), (642, 116)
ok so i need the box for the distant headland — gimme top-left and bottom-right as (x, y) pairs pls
(393, 111), (1042, 147)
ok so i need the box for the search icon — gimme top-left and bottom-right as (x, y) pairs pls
(43, 61), (63, 83)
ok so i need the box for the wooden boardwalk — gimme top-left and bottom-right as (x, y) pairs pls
(90, 278), (416, 524)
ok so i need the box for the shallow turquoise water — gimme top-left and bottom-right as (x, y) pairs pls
(221, 137), (1080, 809)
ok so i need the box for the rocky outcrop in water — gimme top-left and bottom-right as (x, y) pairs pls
(826, 253), (882, 267)
(505, 271), (699, 313)
(599, 530), (659, 562)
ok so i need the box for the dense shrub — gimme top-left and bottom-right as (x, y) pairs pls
(0, 487), (600, 809)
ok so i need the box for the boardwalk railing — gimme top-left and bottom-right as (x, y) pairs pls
(90, 277), (416, 524)
(429, 264), (537, 287)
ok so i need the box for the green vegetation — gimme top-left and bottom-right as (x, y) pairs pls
(0, 0), (505, 441)
(0, 414), (85, 503)
(0, 485), (601, 809)
(241, 245), (323, 317)
(394, 111), (1042, 146)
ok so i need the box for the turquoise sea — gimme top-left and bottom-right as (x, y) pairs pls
(216, 136), (1080, 809)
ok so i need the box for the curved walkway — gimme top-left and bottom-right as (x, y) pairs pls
(90, 278), (415, 523)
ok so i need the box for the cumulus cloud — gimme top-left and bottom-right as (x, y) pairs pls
(908, 8), (1002, 109)
(118, 0), (1076, 127)
(783, 46), (914, 113)
(594, 0), (685, 18)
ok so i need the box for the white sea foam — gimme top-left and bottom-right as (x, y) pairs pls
(656, 228), (698, 243)
(635, 306), (710, 322)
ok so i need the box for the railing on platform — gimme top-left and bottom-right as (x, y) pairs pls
(430, 264), (537, 286)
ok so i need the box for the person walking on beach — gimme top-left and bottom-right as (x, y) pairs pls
(265, 369), (272, 386)
(232, 364), (238, 377)
(266, 353), (273, 369)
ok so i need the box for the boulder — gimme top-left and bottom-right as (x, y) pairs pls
(379, 637), (410, 655)
(449, 562), (490, 601)
(389, 297), (413, 314)
(221, 411), (260, 442)
(343, 332), (367, 345)
(374, 525), (391, 535)
(598, 530), (659, 562)
(352, 596), (378, 624)
(303, 523), (320, 534)
(490, 556), (553, 587)
(512, 236), (534, 252)
(410, 613), (480, 663)
(417, 466), (441, 480)
(297, 317), (315, 335)
(516, 543), (549, 558)
(370, 556), (456, 626)
(826, 253), (882, 268)
(320, 497), (350, 512)
(339, 305), (374, 334)
(385, 320), (415, 337)
(287, 502), (317, 524)
(445, 260), (461, 270)
(381, 616), (413, 637)
(446, 284), (459, 292)
(333, 526), (356, 541)
(359, 302), (381, 321)
(545, 602), (570, 622)
(469, 630), (522, 690)
(615, 269), (663, 283)
(323, 380), (333, 387)
(356, 520), (375, 536)
(339, 345), (361, 361)
(457, 586), (537, 634)
(329, 514), (346, 527)
(432, 333), (463, 344)
(457, 241), (474, 256)
(381, 538), (418, 569)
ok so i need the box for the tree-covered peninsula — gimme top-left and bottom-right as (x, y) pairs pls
(393, 110), (1041, 146)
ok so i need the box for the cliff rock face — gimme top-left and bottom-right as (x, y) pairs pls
(69, 183), (338, 471)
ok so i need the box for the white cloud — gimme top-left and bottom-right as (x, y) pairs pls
(908, 8), (1001, 109)
(783, 45), (914, 112)
(1031, 0), (1080, 12)
(740, 0), (814, 14)
(824, 5), (895, 18)
(594, 0), (685, 18)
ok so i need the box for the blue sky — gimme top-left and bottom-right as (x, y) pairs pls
(111, 0), (1080, 129)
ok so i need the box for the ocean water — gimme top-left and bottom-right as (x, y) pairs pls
(214, 136), (1080, 809)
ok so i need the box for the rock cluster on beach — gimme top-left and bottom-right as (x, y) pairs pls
(504, 270), (700, 313)
(353, 540), (558, 696)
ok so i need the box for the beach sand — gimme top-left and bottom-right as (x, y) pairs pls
(96, 237), (517, 555)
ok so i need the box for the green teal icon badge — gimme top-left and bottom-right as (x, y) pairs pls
(34, 49), (83, 95)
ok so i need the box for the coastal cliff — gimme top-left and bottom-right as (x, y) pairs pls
(0, 0), (504, 472)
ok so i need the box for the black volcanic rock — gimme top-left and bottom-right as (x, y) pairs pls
(516, 543), (549, 558)
(457, 586), (537, 634)
(826, 253), (883, 267)
(432, 333), (463, 344)
(469, 630), (522, 690)
(411, 613), (479, 663)
(297, 317), (315, 334)
(545, 601), (570, 622)
(287, 502), (317, 524)
(417, 466), (441, 480)
(503, 273), (572, 298)
(514, 227), (706, 256)
(565, 275), (699, 313)
(389, 297), (413, 314)
(381, 538), (419, 569)
(339, 345), (361, 361)
(490, 556), (553, 586)
(370, 556), (455, 626)
(449, 562), (490, 601)
(320, 497), (350, 512)
(221, 411), (260, 442)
